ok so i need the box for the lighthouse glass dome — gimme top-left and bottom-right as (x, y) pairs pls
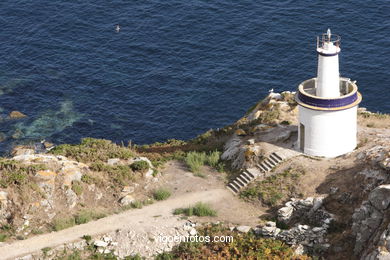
(295, 30), (362, 158)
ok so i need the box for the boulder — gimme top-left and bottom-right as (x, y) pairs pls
(65, 189), (78, 208)
(94, 240), (108, 247)
(277, 205), (294, 222)
(119, 195), (135, 206)
(236, 226), (251, 233)
(369, 185), (390, 210)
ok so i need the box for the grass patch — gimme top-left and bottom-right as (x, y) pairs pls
(206, 150), (220, 168)
(184, 150), (223, 175)
(153, 188), (171, 201)
(173, 202), (217, 217)
(71, 181), (83, 196)
(0, 159), (47, 188)
(51, 137), (135, 164)
(185, 151), (206, 173)
(74, 210), (106, 225)
(89, 162), (135, 186)
(131, 200), (143, 209)
(52, 210), (106, 231)
(80, 174), (101, 185)
(0, 233), (7, 242)
(41, 247), (52, 256)
(240, 167), (305, 207)
(52, 217), (76, 231)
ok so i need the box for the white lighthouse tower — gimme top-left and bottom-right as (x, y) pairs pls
(295, 29), (362, 157)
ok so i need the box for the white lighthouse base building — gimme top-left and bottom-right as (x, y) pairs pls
(298, 105), (357, 157)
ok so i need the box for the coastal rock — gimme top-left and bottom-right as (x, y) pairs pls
(368, 185), (390, 210)
(221, 136), (243, 166)
(65, 189), (78, 208)
(9, 111), (27, 119)
(0, 191), (9, 222)
(235, 129), (247, 136)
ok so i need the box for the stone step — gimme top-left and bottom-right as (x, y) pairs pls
(265, 158), (277, 167)
(244, 170), (255, 179)
(263, 159), (274, 169)
(227, 184), (238, 194)
(272, 152), (284, 161)
(269, 152), (282, 163)
(228, 182), (240, 192)
(239, 174), (251, 183)
(235, 177), (247, 187)
(259, 162), (271, 172)
(268, 155), (280, 165)
(257, 163), (269, 173)
(242, 171), (254, 181)
(233, 180), (244, 189)
(247, 167), (262, 177)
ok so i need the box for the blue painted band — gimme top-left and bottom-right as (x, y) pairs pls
(317, 51), (339, 57)
(297, 90), (357, 108)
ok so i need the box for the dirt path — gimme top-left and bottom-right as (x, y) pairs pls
(0, 188), (247, 260)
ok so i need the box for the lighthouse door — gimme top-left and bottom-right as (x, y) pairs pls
(299, 123), (305, 151)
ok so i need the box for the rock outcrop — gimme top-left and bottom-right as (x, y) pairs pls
(353, 185), (390, 258)
(257, 196), (333, 254)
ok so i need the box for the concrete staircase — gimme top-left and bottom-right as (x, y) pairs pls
(227, 152), (285, 194)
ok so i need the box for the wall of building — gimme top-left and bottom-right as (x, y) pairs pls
(298, 105), (357, 157)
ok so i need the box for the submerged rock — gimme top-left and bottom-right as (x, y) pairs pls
(9, 110), (27, 119)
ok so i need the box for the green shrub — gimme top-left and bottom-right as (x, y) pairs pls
(72, 181), (83, 196)
(173, 202), (217, 217)
(206, 150), (220, 168)
(75, 210), (106, 225)
(258, 109), (280, 124)
(41, 247), (51, 256)
(0, 233), (7, 242)
(240, 167), (305, 207)
(155, 252), (174, 260)
(131, 200), (143, 209)
(130, 161), (149, 172)
(90, 163), (134, 186)
(0, 159), (47, 188)
(185, 151), (206, 173)
(52, 217), (76, 231)
(82, 235), (92, 243)
(153, 188), (171, 201)
(192, 130), (213, 145)
(81, 174), (100, 185)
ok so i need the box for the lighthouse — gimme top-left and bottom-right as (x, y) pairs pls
(295, 29), (362, 157)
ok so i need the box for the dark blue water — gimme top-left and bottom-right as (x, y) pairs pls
(0, 1), (389, 152)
